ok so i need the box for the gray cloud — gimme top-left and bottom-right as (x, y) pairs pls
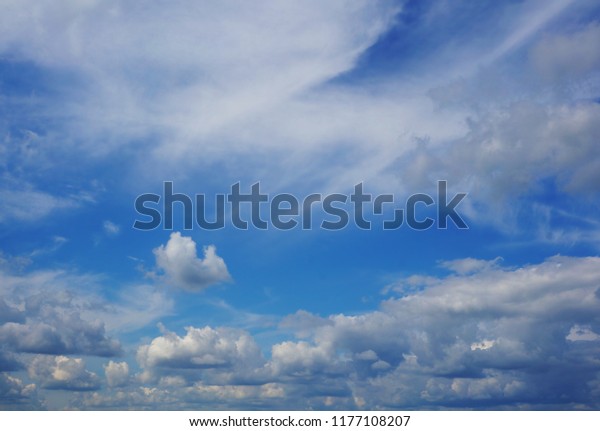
(0, 270), (122, 357)
(76, 255), (600, 410)
(0, 317), (121, 357)
(0, 263), (175, 359)
(0, 373), (39, 410)
(28, 356), (100, 392)
(0, 351), (22, 373)
(530, 22), (600, 83)
(153, 233), (231, 291)
(0, 299), (24, 324)
(136, 324), (265, 387)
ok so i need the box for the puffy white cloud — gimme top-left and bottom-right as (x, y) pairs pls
(104, 361), (129, 388)
(566, 325), (600, 342)
(153, 232), (231, 291)
(0, 241), (173, 406)
(136, 325), (264, 383)
(46, 255), (600, 409)
(28, 356), (100, 392)
(270, 341), (337, 376)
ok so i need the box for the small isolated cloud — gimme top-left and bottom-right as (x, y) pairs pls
(103, 220), (120, 236)
(153, 232), (231, 291)
(28, 356), (100, 392)
(104, 361), (129, 388)
(566, 325), (600, 342)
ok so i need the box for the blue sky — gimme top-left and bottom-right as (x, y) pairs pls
(1, 0), (600, 410)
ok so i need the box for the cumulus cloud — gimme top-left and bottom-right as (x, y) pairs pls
(104, 361), (129, 388)
(399, 101), (600, 196)
(28, 356), (100, 392)
(0, 373), (38, 410)
(136, 325), (264, 385)
(0, 299), (24, 324)
(0, 275), (122, 356)
(0, 317), (121, 357)
(302, 256), (600, 408)
(269, 340), (343, 379)
(393, 99), (600, 239)
(101, 255), (600, 409)
(1, 1), (599, 411)
(153, 232), (231, 291)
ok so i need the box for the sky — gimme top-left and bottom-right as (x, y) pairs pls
(1, 0), (600, 410)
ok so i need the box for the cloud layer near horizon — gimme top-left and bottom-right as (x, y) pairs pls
(3, 228), (599, 410)
(88, 254), (600, 409)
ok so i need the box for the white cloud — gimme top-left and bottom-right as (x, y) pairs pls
(0, 0), (399, 157)
(103, 220), (120, 236)
(470, 340), (496, 351)
(394, 100), (600, 235)
(566, 325), (600, 342)
(104, 361), (129, 388)
(1, 1), (599, 410)
(153, 232), (231, 291)
(137, 325), (263, 372)
(0, 314), (121, 357)
(270, 341), (336, 376)
(135, 324), (268, 391)
(42, 254), (600, 409)
(440, 257), (503, 275)
(28, 356), (100, 391)
(0, 268), (123, 357)
(0, 258), (173, 355)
